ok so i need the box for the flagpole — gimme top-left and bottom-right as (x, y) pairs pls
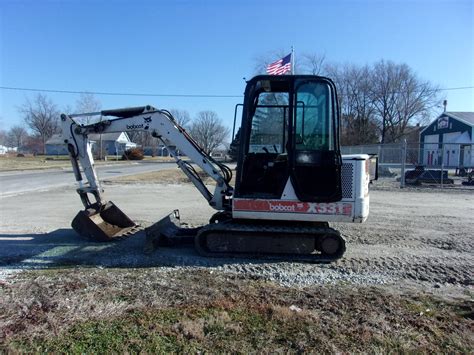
(291, 46), (295, 74)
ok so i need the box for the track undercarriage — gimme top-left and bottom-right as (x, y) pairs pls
(144, 211), (346, 263)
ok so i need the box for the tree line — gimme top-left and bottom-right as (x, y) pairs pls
(1, 54), (441, 155)
(327, 60), (439, 144)
(0, 93), (229, 156)
(255, 52), (441, 145)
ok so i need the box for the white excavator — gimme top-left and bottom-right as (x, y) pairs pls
(59, 75), (375, 262)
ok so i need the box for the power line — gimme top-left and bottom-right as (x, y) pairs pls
(0, 86), (243, 98)
(439, 86), (474, 91)
(0, 85), (472, 98)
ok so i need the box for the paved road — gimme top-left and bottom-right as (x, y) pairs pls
(0, 161), (176, 197)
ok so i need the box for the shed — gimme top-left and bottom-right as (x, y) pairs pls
(420, 112), (474, 168)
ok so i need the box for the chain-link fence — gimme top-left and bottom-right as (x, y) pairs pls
(342, 142), (474, 188)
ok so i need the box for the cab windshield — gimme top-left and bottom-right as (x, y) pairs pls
(246, 78), (336, 154)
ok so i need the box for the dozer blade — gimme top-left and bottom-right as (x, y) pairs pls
(144, 210), (200, 253)
(71, 201), (140, 242)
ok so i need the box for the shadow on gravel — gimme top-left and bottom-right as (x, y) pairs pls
(0, 229), (295, 270)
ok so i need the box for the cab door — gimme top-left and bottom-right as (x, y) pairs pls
(290, 78), (342, 202)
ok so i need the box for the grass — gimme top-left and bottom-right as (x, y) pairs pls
(1, 268), (472, 353)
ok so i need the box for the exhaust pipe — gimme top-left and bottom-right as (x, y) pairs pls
(71, 201), (140, 241)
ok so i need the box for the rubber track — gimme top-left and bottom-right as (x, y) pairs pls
(195, 221), (346, 263)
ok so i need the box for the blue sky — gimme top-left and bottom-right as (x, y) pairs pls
(0, 0), (473, 132)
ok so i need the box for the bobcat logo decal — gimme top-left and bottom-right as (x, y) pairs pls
(143, 116), (152, 130)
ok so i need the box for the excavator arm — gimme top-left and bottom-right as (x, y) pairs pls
(59, 105), (233, 241)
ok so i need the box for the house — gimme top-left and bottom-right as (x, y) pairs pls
(420, 112), (474, 168)
(45, 132), (137, 156)
(89, 132), (137, 156)
(0, 145), (18, 155)
(142, 144), (177, 157)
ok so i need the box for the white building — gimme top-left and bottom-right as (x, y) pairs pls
(0, 145), (18, 155)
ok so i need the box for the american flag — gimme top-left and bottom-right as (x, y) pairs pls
(266, 53), (292, 75)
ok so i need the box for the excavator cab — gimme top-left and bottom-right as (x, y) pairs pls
(235, 75), (342, 202)
(193, 76), (347, 260)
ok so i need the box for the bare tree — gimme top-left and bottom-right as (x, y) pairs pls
(326, 63), (379, 145)
(325, 60), (441, 144)
(75, 93), (102, 125)
(190, 111), (230, 155)
(300, 53), (326, 75)
(75, 93), (105, 157)
(7, 125), (29, 149)
(19, 94), (59, 154)
(253, 52), (441, 145)
(0, 129), (7, 146)
(370, 60), (440, 143)
(62, 104), (73, 116)
(23, 135), (43, 155)
(169, 109), (191, 129)
(129, 131), (155, 155)
(125, 130), (141, 146)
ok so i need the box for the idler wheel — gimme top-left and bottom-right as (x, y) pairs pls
(318, 233), (344, 257)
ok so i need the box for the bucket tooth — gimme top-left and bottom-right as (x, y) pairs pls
(71, 201), (138, 242)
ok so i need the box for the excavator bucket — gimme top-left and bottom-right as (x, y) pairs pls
(71, 201), (140, 242)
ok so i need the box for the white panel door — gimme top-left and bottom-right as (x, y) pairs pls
(443, 132), (461, 167)
(424, 134), (439, 166)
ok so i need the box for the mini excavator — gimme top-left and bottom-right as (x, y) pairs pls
(59, 75), (374, 262)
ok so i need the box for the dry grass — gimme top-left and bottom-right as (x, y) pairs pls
(109, 166), (236, 186)
(0, 155), (175, 172)
(0, 155), (71, 171)
(108, 167), (214, 184)
(1, 268), (472, 353)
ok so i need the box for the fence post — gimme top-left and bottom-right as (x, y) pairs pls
(441, 143), (444, 188)
(377, 144), (382, 169)
(400, 139), (407, 188)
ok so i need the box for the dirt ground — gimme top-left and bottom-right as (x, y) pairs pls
(1, 175), (471, 294)
(0, 173), (473, 351)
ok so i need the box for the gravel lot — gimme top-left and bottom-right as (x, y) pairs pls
(1, 177), (472, 299)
